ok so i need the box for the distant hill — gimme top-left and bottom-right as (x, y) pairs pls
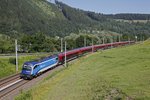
(105, 13), (150, 20)
(0, 0), (150, 38)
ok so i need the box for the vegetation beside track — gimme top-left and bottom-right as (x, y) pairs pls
(0, 53), (51, 79)
(16, 40), (150, 100)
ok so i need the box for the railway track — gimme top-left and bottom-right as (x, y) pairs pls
(0, 74), (24, 99)
(0, 73), (20, 87)
(0, 58), (76, 99)
(0, 79), (28, 99)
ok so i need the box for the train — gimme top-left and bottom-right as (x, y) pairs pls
(20, 41), (134, 79)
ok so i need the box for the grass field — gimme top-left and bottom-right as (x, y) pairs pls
(0, 53), (51, 79)
(16, 40), (150, 100)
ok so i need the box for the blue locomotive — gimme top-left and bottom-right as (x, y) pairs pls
(20, 55), (58, 79)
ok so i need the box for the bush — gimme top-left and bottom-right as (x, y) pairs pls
(9, 57), (16, 65)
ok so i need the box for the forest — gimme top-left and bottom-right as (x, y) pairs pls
(0, 0), (150, 53)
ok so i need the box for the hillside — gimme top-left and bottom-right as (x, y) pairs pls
(16, 39), (150, 100)
(0, 0), (77, 36)
(0, 0), (150, 38)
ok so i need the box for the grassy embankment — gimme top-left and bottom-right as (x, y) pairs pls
(16, 40), (150, 100)
(0, 53), (51, 79)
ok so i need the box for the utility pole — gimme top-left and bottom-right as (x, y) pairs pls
(92, 38), (94, 52)
(103, 37), (105, 44)
(128, 36), (130, 44)
(135, 36), (137, 43)
(111, 37), (113, 48)
(61, 38), (63, 52)
(84, 36), (86, 47)
(98, 37), (101, 45)
(119, 35), (121, 42)
(15, 39), (18, 72)
(128, 36), (130, 41)
(65, 41), (67, 67)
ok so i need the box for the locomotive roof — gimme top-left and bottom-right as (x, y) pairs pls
(24, 54), (58, 66)
(58, 46), (92, 55)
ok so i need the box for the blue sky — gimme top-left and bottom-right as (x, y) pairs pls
(48, 0), (150, 14)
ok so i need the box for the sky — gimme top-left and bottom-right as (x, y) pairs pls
(48, 0), (150, 14)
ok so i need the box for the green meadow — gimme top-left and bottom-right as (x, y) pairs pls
(16, 40), (150, 100)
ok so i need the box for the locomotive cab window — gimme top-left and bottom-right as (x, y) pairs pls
(34, 65), (38, 69)
(22, 65), (32, 71)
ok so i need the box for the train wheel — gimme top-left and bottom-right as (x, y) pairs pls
(34, 74), (38, 78)
(29, 76), (33, 80)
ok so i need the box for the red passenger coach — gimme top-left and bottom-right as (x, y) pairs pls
(58, 48), (80, 63)
(58, 41), (135, 64)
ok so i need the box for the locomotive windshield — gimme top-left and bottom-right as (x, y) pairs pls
(22, 65), (32, 71)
